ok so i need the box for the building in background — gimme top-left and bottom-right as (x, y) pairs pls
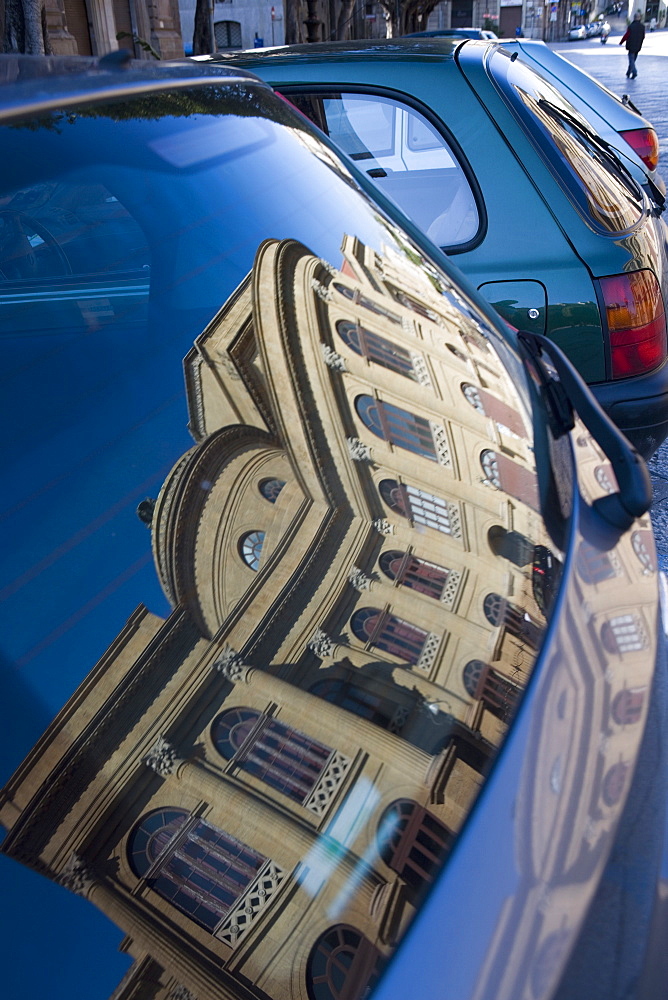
(42, 0), (184, 57)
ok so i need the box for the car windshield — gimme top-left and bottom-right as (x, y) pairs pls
(487, 49), (645, 234)
(0, 78), (571, 1000)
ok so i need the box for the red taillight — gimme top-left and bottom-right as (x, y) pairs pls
(598, 270), (667, 378)
(619, 127), (660, 172)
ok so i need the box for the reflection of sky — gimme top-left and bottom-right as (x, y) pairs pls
(0, 653), (132, 994)
(0, 104), (424, 999)
(0, 853), (131, 998)
(0, 109), (394, 718)
(298, 779), (379, 904)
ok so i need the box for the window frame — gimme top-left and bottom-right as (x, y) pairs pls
(211, 707), (335, 805)
(379, 549), (450, 599)
(377, 798), (452, 890)
(356, 394), (438, 460)
(462, 659), (522, 720)
(350, 606), (430, 664)
(127, 809), (269, 934)
(306, 925), (384, 1000)
(336, 318), (416, 378)
(240, 530), (265, 571)
(214, 19), (242, 49)
(275, 83), (487, 254)
(378, 478), (456, 535)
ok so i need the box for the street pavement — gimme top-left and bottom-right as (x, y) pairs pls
(548, 26), (668, 570)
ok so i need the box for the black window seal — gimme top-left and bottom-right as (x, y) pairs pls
(274, 82), (488, 256)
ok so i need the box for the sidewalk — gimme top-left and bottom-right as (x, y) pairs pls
(549, 27), (668, 160)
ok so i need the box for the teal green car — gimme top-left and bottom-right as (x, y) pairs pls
(217, 38), (668, 457)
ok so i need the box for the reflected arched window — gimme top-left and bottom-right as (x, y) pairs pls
(447, 342), (470, 365)
(377, 799), (451, 890)
(378, 479), (455, 535)
(259, 478), (285, 503)
(611, 687), (645, 726)
(351, 607), (428, 664)
(483, 592), (505, 627)
(240, 530), (265, 570)
(127, 809), (267, 932)
(356, 395), (436, 460)
(530, 929), (572, 1000)
(128, 808), (188, 878)
(601, 614), (649, 655)
(575, 540), (618, 584)
(332, 282), (401, 324)
(379, 550), (449, 600)
(379, 478), (410, 517)
(463, 660), (521, 720)
(487, 526), (534, 566)
(483, 593), (542, 649)
(462, 383), (525, 436)
(309, 678), (396, 730)
(386, 284), (440, 322)
(307, 925), (383, 1000)
(602, 762), (629, 807)
(631, 530), (655, 573)
(595, 464), (616, 495)
(336, 319), (414, 377)
(481, 449), (538, 510)
(212, 708), (333, 804)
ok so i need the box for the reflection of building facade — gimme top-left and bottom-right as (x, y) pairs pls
(469, 427), (659, 1000)
(1, 234), (554, 1000)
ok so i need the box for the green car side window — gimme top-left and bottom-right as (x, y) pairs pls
(289, 90), (480, 250)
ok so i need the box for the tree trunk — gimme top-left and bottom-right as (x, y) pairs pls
(284, 0), (302, 43)
(376, 1), (399, 37)
(23, 0), (45, 51)
(3, 0), (49, 52)
(335, 0), (355, 39)
(192, 0), (213, 54)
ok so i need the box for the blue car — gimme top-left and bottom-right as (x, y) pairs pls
(0, 52), (665, 1000)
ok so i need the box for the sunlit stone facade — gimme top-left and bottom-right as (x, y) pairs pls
(0, 233), (561, 1000)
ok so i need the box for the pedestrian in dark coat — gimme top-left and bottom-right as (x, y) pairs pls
(619, 12), (645, 78)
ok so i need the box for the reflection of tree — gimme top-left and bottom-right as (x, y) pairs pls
(8, 84), (300, 132)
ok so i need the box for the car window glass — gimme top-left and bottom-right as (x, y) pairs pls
(288, 90), (480, 250)
(488, 51), (644, 234)
(0, 84), (574, 1000)
(0, 180), (150, 333)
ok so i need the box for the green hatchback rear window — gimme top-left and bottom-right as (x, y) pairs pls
(489, 51), (644, 235)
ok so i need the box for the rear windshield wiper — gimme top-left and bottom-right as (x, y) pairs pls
(518, 329), (652, 531)
(536, 98), (642, 201)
